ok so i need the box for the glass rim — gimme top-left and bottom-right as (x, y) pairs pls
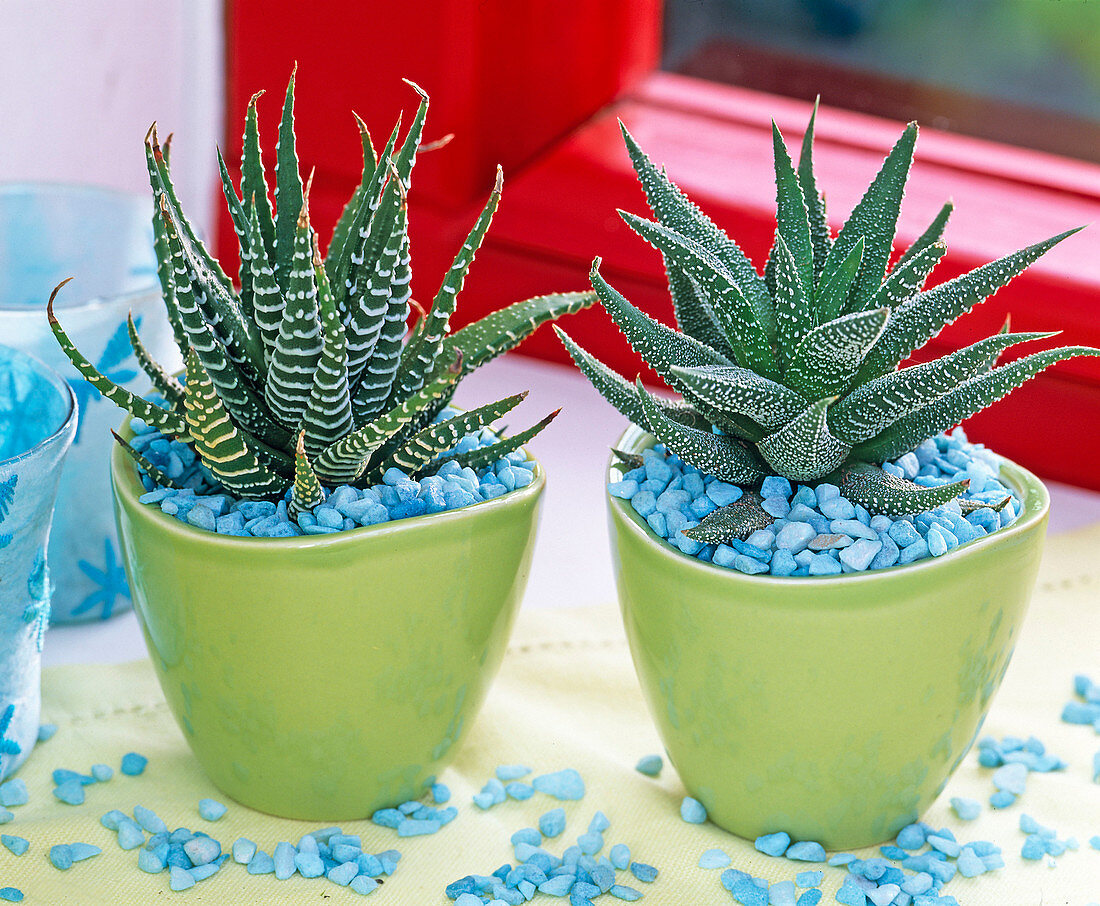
(0, 343), (78, 467)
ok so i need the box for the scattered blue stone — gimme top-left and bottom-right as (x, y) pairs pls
(950, 797), (981, 821)
(0, 889), (22, 902)
(698, 848), (730, 869)
(0, 780), (28, 808)
(37, 723), (58, 742)
(635, 754), (663, 777)
(785, 841), (827, 862)
(630, 862), (658, 883)
(0, 835), (28, 856)
(755, 831), (791, 857)
(679, 796), (707, 824)
(120, 752), (148, 776)
(198, 797), (227, 821)
(532, 768), (585, 801)
(539, 807), (567, 838)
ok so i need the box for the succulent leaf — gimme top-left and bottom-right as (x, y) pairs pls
(443, 291), (596, 376)
(668, 268), (736, 359)
(834, 461), (969, 518)
(273, 69), (305, 290)
(857, 228), (1079, 381)
(315, 360), (460, 485)
(960, 495), (1010, 515)
(617, 213), (777, 377)
(49, 283), (188, 437)
(865, 240), (945, 313)
(772, 122), (814, 294)
(853, 345), (1100, 463)
(245, 197), (284, 366)
(126, 313), (184, 408)
(241, 90), (276, 265)
(771, 234), (813, 367)
(300, 238), (353, 457)
(423, 409), (558, 476)
(391, 80), (429, 191)
(829, 330), (1057, 444)
(265, 205), (323, 428)
(756, 397), (850, 481)
(894, 201), (952, 271)
(784, 307), (889, 400)
(819, 122), (917, 314)
(682, 492), (774, 544)
(390, 165), (503, 406)
(183, 350), (286, 498)
(814, 237), (864, 323)
(668, 364), (805, 431)
(289, 431), (325, 518)
(326, 113), (377, 278)
(216, 148), (257, 322)
(591, 259), (732, 382)
(619, 122), (777, 339)
(376, 392), (527, 478)
(636, 381), (767, 484)
(111, 430), (185, 491)
(797, 98), (833, 282)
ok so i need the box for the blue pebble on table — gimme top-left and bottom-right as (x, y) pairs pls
(611, 429), (1021, 576)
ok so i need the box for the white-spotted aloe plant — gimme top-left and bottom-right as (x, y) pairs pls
(556, 109), (1097, 540)
(49, 75), (594, 512)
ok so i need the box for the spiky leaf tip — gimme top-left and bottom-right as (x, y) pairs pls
(757, 397), (850, 482)
(111, 430), (184, 491)
(835, 461), (969, 518)
(682, 492), (773, 544)
(289, 431), (325, 518)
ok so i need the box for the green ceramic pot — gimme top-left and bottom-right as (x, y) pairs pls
(607, 424), (1049, 850)
(112, 442), (544, 820)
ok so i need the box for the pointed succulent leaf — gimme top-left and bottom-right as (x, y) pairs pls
(784, 307), (889, 400)
(423, 409), (557, 477)
(830, 330), (1056, 443)
(836, 461), (969, 518)
(960, 495), (1010, 515)
(636, 381), (767, 484)
(619, 122), (777, 341)
(216, 148), (257, 321)
(772, 121), (814, 294)
(343, 173), (407, 392)
(611, 448), (645, 470)
(327, 118), (401, 318)
(183, 351), (286, 498)
(389, 166), (504, 406)
(815, 237), (863, 323)
(245, 196), (284, 366)
(315, 358), (460, 485)
(148, 174), (188, 354)
(756, 397), (851, 481)
(391, 79), (429, 191)
(668, 364), (805, 431)
(273, 68), (305, 290)
(47, 284), (187, 437)
(857, 228), (1080, 381)
(300, 238), (353, 457)
(854, 345), (1100, 463)
(241, 90), (276, 264)
(682, 492), (774, 544)
(797, 99), (833, 282)
(446, 291), (597, 376)
(127, 313), (184, 408)
(350, 191), (412, 425)
(265, 204), (323, 427)
(618, 213), (776, 377)
(377, 392), (527, 478)
(111, 430), (185, 491)
(554, 327), (709, 432)
(865, 240), (945, 314)
(289, 431), (325, 518)
(818, 122), (917, 314)
(591, 260), (732, 386)
(894, 201), (952, 271)
(668, 267), (736, 359)
(326, 112), (377, 275)
(771, 234), (813, 367)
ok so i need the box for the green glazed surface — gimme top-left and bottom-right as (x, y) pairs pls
(112, 442), (543, 820)
(607, 424), (1049, 850)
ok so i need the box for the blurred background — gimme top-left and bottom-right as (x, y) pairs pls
(2, 0), (1099, 489)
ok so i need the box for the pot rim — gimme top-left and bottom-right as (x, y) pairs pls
(0, 343), (78, 467)
(112, 428), (545, 550)
(608, 421), (1049, 588)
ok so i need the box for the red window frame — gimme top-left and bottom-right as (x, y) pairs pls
(222, 1), (1100, 489)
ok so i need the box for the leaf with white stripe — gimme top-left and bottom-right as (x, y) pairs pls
(273, 68), (305, 291)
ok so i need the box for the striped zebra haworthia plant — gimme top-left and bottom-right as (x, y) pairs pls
(49, 75), (593, 514)
(556, 109), (1098, 540)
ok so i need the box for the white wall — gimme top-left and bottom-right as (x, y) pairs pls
(0, 0), (224, 236)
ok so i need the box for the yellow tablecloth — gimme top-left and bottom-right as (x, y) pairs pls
(6, 524), (1100, 904)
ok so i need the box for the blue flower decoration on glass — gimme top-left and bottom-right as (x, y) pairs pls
(23, 546), (51, 651)
(66, 317), (140, 444)
(0, 475), (14, 550)
(74, 536), (130, 620)
(0, 705), (20, 765)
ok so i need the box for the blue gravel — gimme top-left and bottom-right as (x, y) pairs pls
(1062, 673), (1100, 733)
(129, 412), (535, 538)
(610, 429), (1021, 576)
(635, 754), (663, 777)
